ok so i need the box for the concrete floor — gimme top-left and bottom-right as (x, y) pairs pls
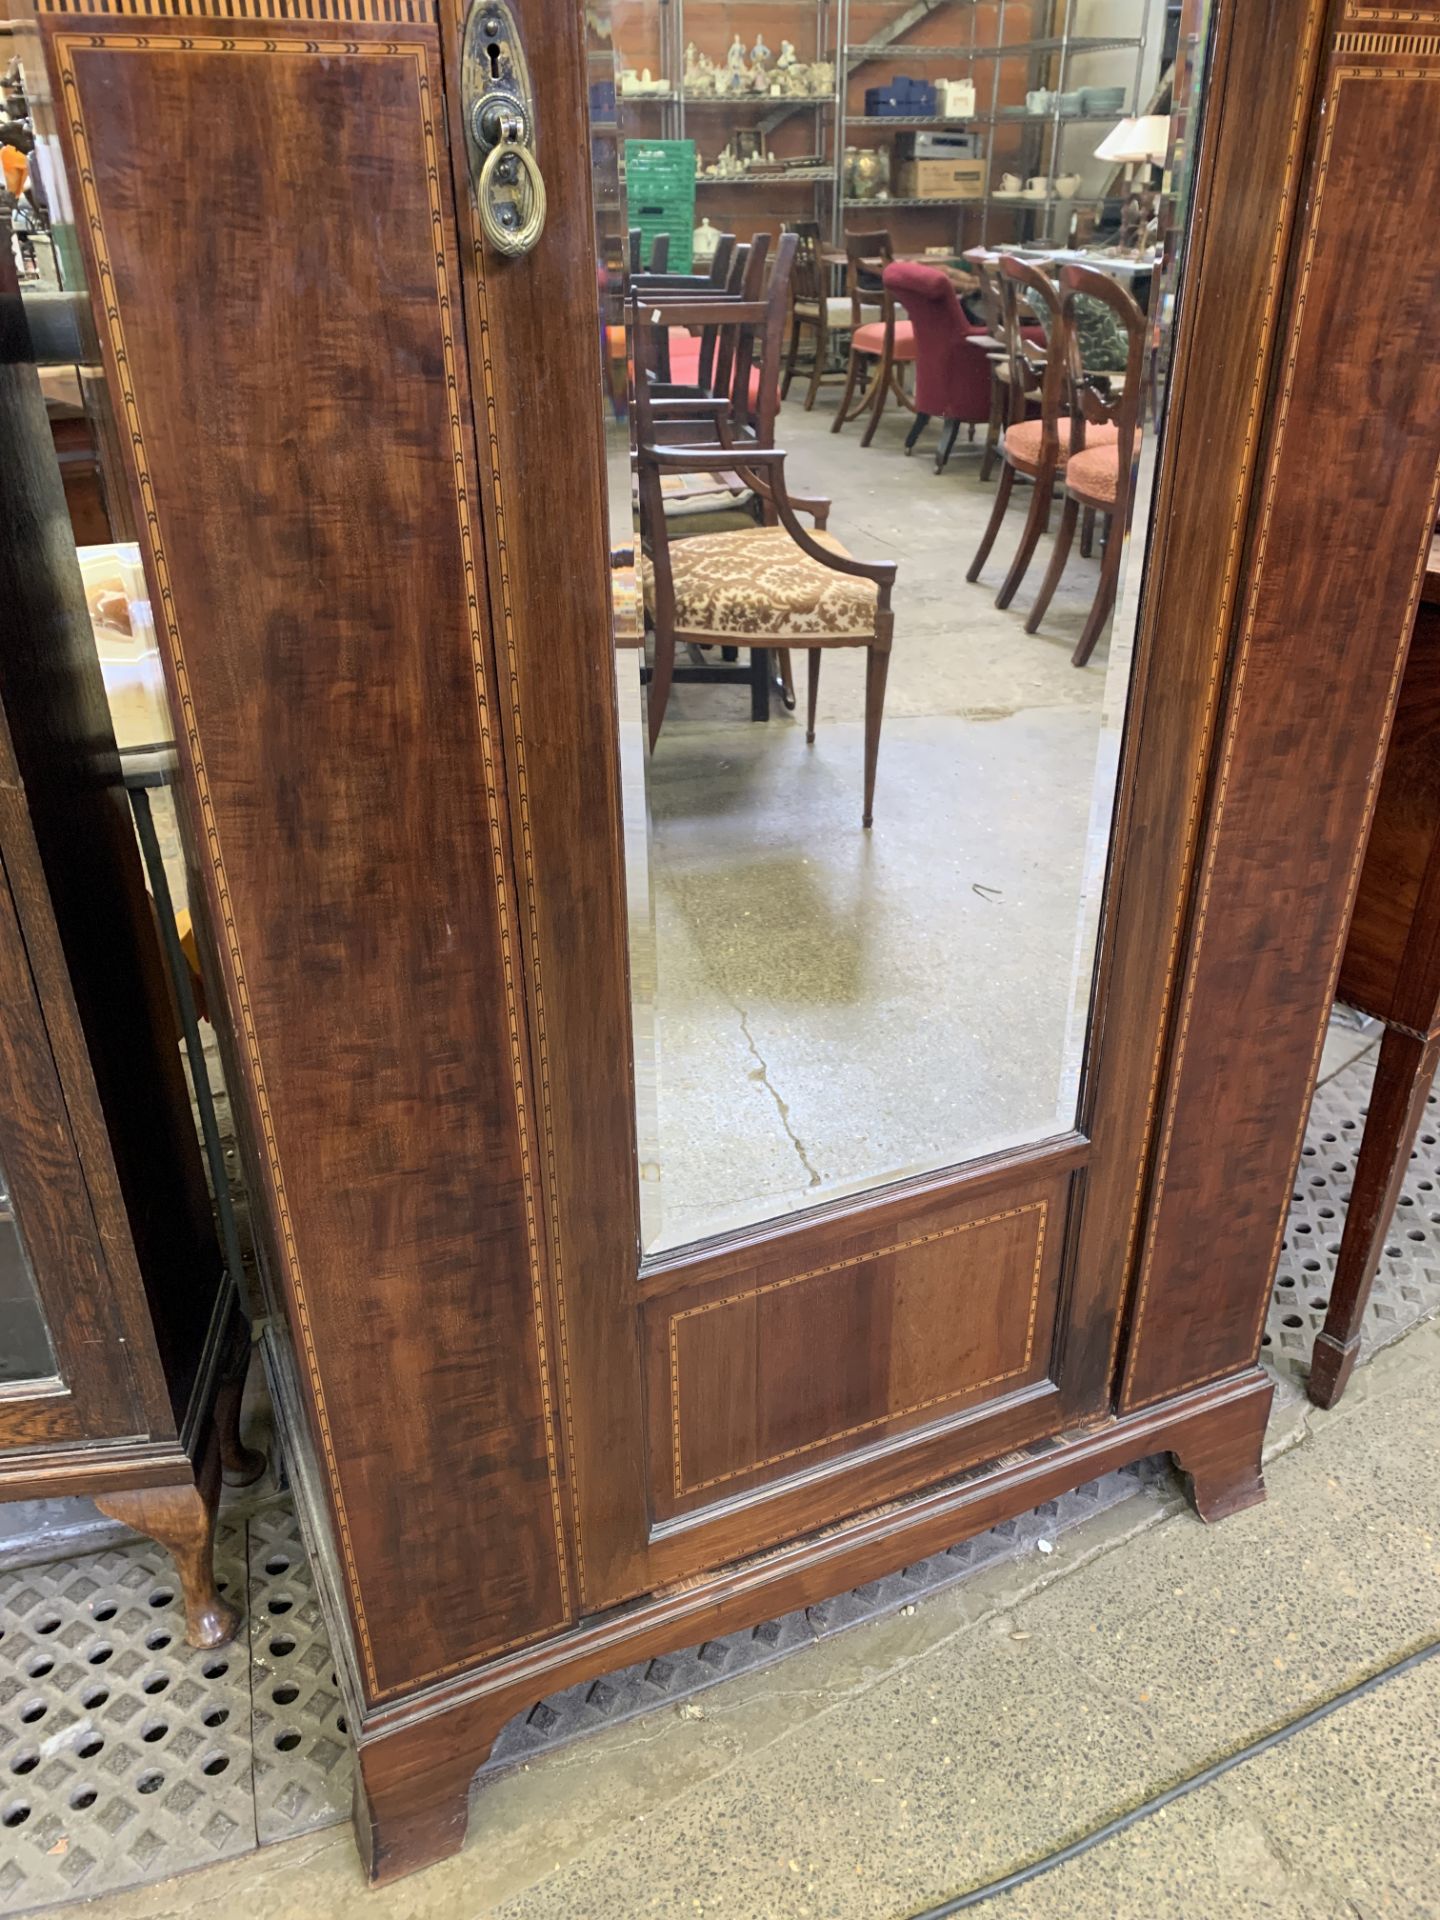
(82, 1309), (1440, 1920)
(622, 387), (1140, 1251)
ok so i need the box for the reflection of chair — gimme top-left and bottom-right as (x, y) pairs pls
(628, 226), (669, 274)
(643, 237), (767, 437)
(1023, 265), (1147, 666)
(833, 230), (917, 446)
(646, 233), (796, 512)
(638, 236), (777, 460)
(633, 232), (736, 298)
(881, 261), (996, 470)
(973, 259), (1023, 482)
(632, 303), (898, 822)
(639, 236), (747, 393)
(633, 236), (802, 717)
(781, 220), (881, 412)
(606, 235), (737, 410)
(966, 256), (1118, 609)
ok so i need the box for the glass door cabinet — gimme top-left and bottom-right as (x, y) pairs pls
(0, 255), (248, 1647)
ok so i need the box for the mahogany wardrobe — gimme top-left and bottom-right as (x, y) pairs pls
(17, 0), (1440, 1885)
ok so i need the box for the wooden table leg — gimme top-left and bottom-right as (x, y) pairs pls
(1309, 1022), (1440, 1408)
(750, 646), (770, 722)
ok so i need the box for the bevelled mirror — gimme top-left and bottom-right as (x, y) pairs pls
(588, 0), (1206, 1254)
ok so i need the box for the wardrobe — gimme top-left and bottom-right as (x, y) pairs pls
(17, 0), (1440, 1882)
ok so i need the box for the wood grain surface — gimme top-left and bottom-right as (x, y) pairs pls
(436, 0), (653, 1613)
(1338, 600), (1440, 1028)
(648, 1179), (1066, 1520)
(45, 17), (570, 1700)
(1123, 18), (1440, 1408)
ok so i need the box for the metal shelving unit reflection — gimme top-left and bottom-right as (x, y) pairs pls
(614, 0), (1154, 253)
(846, 35), (1141, 58)
(831, 0), (1152, 246)
(666, 0), (839, 232)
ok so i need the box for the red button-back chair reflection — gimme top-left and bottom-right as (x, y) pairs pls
(881, 260), (998, 471)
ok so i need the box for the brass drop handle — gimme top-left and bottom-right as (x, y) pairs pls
(477, 113), (547, 259)
(463, 0), (544, 260)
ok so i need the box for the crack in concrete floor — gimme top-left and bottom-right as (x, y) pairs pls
(735, 1001), (824, 1191)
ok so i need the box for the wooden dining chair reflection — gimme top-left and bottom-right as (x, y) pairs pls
(1022, 265), (1147, 666)
(832, 229), (917, 447)
(632, 232), (737, 300)
(634, 233), (804, 715)
(609, 231), (737, 398)
(628, 227), (669, 274)
(972, 258), (1031, 483)
(966, 256), (1120, 611)
(782, 219), (881, 412)
(640, 235), (767, 439)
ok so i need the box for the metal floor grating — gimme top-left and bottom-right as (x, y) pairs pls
(3, 1037), (1439, 1911)
(0, 1516), (254, 1907)
(1266, 1042), (1440, 1386)
(0, 1495), (346, 1913)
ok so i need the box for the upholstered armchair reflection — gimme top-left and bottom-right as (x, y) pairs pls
(629, 291), (898, 827)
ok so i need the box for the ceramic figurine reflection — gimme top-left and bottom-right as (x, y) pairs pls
(723, 33), (749, 93)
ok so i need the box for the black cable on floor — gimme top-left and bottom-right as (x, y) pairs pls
(903, 1635), (1440, 1918)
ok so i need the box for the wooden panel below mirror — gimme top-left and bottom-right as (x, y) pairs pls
(648, 1169), (1069, 1518)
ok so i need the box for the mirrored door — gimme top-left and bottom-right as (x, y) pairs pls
(0, 820), (143, 1447)
(534, 0), (1225, 1586)
(593, 0), (1201, 1259)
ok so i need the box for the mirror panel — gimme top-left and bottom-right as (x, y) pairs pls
(592, 0), (1205, 1255)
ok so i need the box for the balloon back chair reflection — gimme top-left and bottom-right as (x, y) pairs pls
(965, 256), (1118, 609)
(881, 260), (998, 472)
(631, 296), (899, 825)
(1022, 263), (1148, 667)
(973, 257), (1044, 482)
(832, 229), (917, 446)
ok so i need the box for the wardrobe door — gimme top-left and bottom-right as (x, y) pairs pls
(449, 0), (1210, 1608)
(36, 0), (1440, 1741)
(0, 826), (140, 1450)
(35, 2), (575, 1703)
(451, 0), (1440, 1613)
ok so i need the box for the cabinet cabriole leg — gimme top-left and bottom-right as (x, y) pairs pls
(95, 1445), (239, 1650)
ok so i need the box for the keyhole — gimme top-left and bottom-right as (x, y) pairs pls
(486, 41), (502, 79)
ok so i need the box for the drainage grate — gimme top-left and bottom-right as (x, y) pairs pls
(4, 1037), (1439, 1910)
(245, 1502), (349, 1844)
(0, 1522), (253, 1910)
(0, 1498), (349, 1916)
(1266, 1043), (1440, 1387)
